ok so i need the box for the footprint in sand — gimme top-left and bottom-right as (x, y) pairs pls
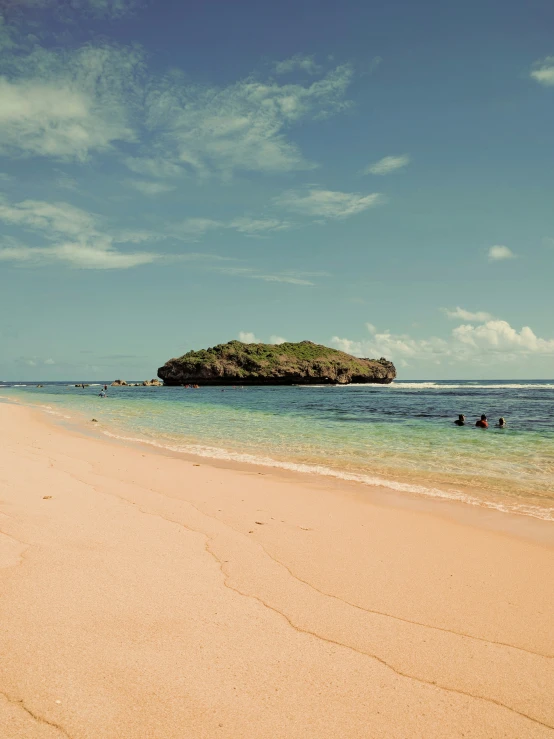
(43, 495), (52, 500)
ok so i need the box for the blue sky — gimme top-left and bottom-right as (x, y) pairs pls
(1, 0), (553, 380)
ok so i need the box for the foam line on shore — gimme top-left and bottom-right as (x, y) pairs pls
(101, 429), (554, 522)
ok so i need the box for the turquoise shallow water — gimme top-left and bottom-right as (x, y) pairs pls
(2, 380), (554, 520)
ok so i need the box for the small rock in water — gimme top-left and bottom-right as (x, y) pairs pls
(91, 418), (98, 422)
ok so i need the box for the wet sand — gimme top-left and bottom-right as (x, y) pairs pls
(0, 402), (553, 738)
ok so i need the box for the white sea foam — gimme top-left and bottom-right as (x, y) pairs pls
(100, 430), (554, 522)
(353, 382), (554, 390)
(36, 403), (72, 419)
(299, 382), (554, 390)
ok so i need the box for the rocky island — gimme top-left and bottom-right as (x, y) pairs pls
(158, 340), (396, 386)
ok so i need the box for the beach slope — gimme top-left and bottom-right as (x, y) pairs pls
(0, 403), (552, 738)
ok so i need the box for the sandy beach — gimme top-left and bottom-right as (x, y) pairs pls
(0, 402), (553, 738)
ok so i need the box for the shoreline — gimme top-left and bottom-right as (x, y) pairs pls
(4, 393), (554, 545)
(1, 402), (553, 737)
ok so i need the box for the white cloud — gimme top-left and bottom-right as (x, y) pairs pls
(238, 331), (259, 343)
(1, 22), (352, 178)
(530, 56), (554, 87)
(363, 154), (410, 175)
(44, 358), (55, 364)
(125, 179), (176, 195)
(176, 216), (291, 240)
(124, 156), (185, 179)
(217, 266), (315, 285)
(227, 217), (291, 235)
(145, 64), (354, 177)
(270, 335), (287, 344)
(275, 187), (384, 219)
(0, 240), (158, 269)
(331, 314), (554, 366)
(443, 307), (493, 322)
(332, 331), (449, 361)
(112, 229), (165, 244)
(488, 245), (515, 261)
(452, 320), (554, 355)
(0, 16), (14, 52)
(78, 0), (143, 18)
(177, 218), (222, 239)
(0, 198), (96, 237)
(0, 43), (141, 161)
(0, 197), (158, 269)
(274, 55), (322, 76)
(54, 172), (79, 190)
(5, 0), (143, 19)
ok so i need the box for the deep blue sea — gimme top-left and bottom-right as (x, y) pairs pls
(2, 380), (553, 521)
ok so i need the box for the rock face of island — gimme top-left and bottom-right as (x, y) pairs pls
(158, 341), (396, 386)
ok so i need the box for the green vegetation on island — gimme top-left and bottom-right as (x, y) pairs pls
(158, 340), (396, 386)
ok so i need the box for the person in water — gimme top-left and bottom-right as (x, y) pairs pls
(497, 417), (506, 428)
(454, 414), (466, 426)
(475, 414), (488, 428)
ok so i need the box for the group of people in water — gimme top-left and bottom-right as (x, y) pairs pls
(454, 414), (506, 428)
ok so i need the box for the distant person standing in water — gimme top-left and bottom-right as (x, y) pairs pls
(497, 417), (506, 428)
(454, 414), (466, 426)
(476, 414), (488, 428)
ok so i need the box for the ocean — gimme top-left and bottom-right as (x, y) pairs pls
(1, 380), (553, 521)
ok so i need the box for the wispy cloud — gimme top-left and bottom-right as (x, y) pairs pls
(0, 197), (158, 268)
(77, 0), (144, 18)
(54, 171), (79, 190)
(5, 0), (144, 20)
(363, 154), (410, 176)
(274, 54), (322, 76)
(275, 187), (384, 219)
(123, 156), (185, 179)
(228, 217), (291, 234)
(1, 16), (353, 182)
(216, 266), (316, 285)
(443, 307), (493, 322)
(488, 245), (516, 262)
(125, 179), (176, 195)
(175, 216), (291, 240)
(0, 242), (157, 269)
(145, 64), (354, 177)
(530, 56), (554, 87)
(0, 43), (141, 161)
(270, 335), (287, 344)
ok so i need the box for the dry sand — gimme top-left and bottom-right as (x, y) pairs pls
(0, 402), (553, 738)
